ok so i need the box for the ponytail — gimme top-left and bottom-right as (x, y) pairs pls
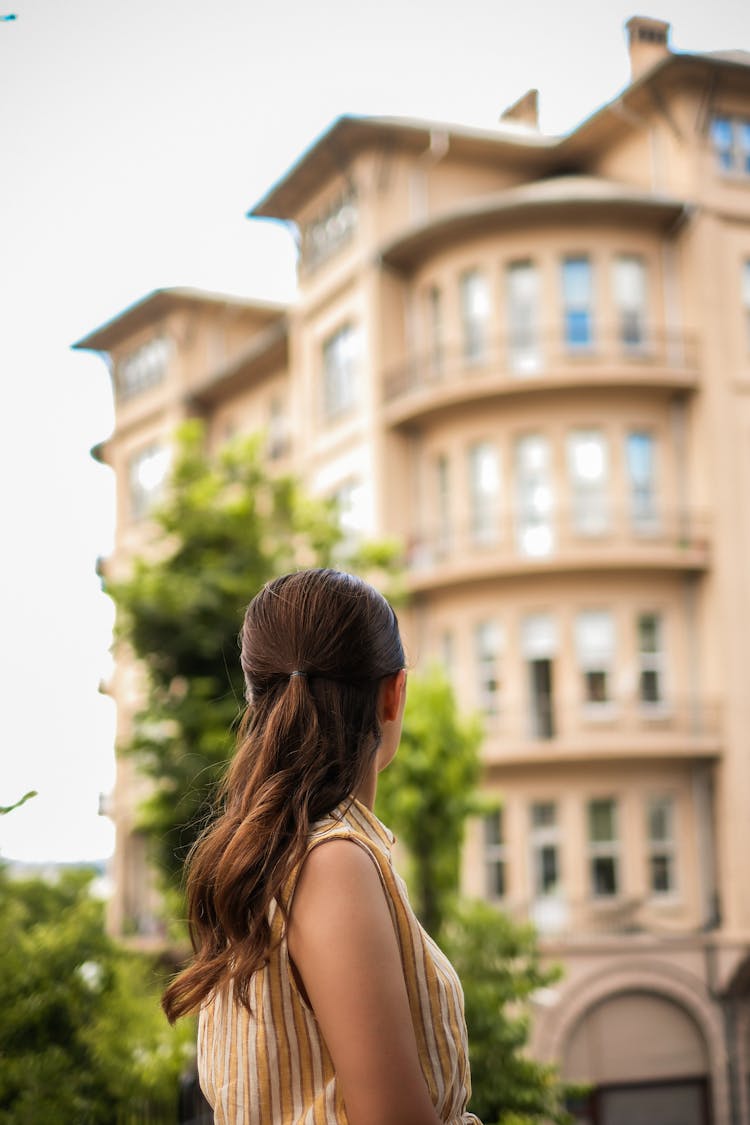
(162, 569), (403, 1022)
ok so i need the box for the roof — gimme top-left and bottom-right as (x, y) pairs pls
(73, 287), (288, 352)
(380, 175), (687, 271)
(250, 114), (557, 221)
(249, 49), (750, 223)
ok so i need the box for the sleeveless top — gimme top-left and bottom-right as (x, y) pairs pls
(197, 797), (481, 1124)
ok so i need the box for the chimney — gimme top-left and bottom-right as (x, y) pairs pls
(500, 89), (539, 130)
(625, 16), (671, 80)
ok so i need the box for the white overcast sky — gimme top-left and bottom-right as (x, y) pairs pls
(0, 0), (747, 863)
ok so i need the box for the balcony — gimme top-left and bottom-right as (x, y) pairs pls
(406, 505), (710, 591)
(382, 327), (699, 427)
(496, 891), (703, 942)
(479, 697), (721, 768)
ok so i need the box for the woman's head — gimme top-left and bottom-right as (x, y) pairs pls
(236, 568), (404, 813)
(229, 571), (404, 828)
(163, 569), (404, 1021)
(241, 567), (403, 695)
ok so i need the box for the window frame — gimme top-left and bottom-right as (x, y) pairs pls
(626, 430), (659, 534)
(321, 322), (360, 422)
(587, 797), (620, 899)
(474, 619), (502, 718)
(613, 254), (648, 352)
(506, 259), (541, 375)
(529, 801), (561, 900)
(468, 440), (501, 545)
(710, 115), (750, 176)
(116, 335), (171, 401)
(575, 610), (616, 712)
(483, 808), (507, 901)
(459, 269), (490, 365)
(561, 255), (594, 350)
(637, 612), (667, 709)
(514, 434), (555, 557)
(646, 795), (678, 900)
(567, 428), (610, 537)
(127, 442), (171, 522)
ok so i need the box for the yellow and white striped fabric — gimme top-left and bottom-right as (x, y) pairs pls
(197, 797), (481, 1124)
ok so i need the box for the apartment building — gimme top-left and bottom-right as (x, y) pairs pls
(76, 17), (750, 1124)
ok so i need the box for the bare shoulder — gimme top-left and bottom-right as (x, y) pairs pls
(286, 835), (442, 1125)
(288, 836), (387, 945)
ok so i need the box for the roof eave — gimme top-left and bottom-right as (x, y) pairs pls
(380, 190), (687, 272)
(73, 288), (289, 353)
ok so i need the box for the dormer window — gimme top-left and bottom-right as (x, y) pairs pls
(301, 188), (358, 273)
(117, 336), (171, 400)
(711, 116), (750, 176)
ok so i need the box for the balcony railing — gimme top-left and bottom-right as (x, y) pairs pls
(406, 504), (710, 585)
(494, 891), (700, 940)
(383, 326), (699, 410)
(479, 697), (721, 757)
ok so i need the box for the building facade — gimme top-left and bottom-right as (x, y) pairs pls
(77, 18), (750, 1125)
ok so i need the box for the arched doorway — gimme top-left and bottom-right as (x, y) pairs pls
(562, 990), (711, 1125)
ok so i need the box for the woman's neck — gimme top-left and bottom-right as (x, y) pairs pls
(354, 764), (378, 810)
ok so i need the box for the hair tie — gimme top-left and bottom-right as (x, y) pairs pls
(289, 670), (307, 680)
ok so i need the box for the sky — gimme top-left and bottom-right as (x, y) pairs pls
(0, 0), (747, 864)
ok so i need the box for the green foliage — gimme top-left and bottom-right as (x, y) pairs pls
(0, 790), (37, 815)
(444, 902), (571, 1125)
(376, 666), (484, 938)
(108, 420), (400, 895)
(0, 866), (192, 1124)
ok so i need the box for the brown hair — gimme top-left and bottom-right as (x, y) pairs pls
(162, 568), (404, 1021)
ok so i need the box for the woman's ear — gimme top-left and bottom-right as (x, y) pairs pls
(381, 669), (407, 723)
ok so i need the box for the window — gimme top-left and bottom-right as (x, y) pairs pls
(331, 478), (366, 550)
(567, 429), (609, 536)
(588, 798), (619, 897)
(506, 260), (541, 374)
(514, 435), (554, 557)
(427, 285), (444, 377)
(613, 255), (647, 349)
(460, 270), (490, 363)
(576, 611), (615, 707)
(117, 336), (170, 400)
(522, 614), (557, 739)
(322, 323), (360, 420)
(468, 442), (500, 544)
(483, 809), (507, 900)
(436, 453), (452, 556)
(476, 621), (502, 713)
(637, 613), (665, 705)
(530, 802), (560, 897)
(711, 115), (750, 175)
(626, 431), (658, 530)
(647, 796), (677, 896)
(301, 187), (358, 271)
(561, 256), (593, 348)
(128, 443), (170, 521)
(475, 620), (502, 716)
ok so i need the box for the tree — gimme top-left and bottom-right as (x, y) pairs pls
(0, 865), (192, 1124)
(444, 903), (570, 1125)
(376, 670), (571, 1125)
(375, 665), (484, 938)
(108, 420), (398, 897)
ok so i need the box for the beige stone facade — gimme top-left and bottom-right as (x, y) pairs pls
(77, 18), (750, 1124)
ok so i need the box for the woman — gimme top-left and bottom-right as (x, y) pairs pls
(163, 568), (481, 1125)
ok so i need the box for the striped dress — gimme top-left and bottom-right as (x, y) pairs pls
(197, 797), (481, 1124)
